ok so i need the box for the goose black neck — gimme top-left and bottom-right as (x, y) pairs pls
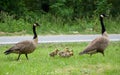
(100, 17), (106, 35)
(33, 25), (37, 39)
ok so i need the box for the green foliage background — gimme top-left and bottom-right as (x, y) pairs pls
(0, 0), (120, 35)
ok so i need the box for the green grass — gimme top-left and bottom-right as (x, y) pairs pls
(0, 42), (120, 75)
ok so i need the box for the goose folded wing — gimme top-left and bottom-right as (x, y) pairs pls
(84, 37), (104, 52)
(10, 40), (33, 51)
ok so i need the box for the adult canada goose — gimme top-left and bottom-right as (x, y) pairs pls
(4, 23), (39, 60)
(79, 14), (109, 56)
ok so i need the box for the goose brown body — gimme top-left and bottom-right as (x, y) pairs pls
(8, 40), (37, 54)
(4, 23), (39, 60)
(81, 33), (109, 55)
(79, 14), (109, 56)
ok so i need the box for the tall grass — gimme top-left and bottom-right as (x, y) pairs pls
(0, 12), (120, 36)
(0, 42), (120, 75)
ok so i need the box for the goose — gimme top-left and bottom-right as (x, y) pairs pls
(4, 23), (39, 60)
(79, 14), (109, 56)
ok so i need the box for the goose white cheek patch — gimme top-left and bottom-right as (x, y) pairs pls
(100, 15), (104, 18)
(34, 24), (37, 26)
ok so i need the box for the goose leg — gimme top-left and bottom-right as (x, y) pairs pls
(90, 54), (92, 57)
(25, 54), (28, 60)
(101, 52), (105, 56)
(17, 54), (21, 61)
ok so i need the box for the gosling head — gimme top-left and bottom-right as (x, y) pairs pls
(69, 50), (73, 56)
(55, 49), (59, 53)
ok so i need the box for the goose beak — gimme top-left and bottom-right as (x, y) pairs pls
(36, 23), (40, 26)
(37, 24), (40, 26)
(105, 15), (109, 17)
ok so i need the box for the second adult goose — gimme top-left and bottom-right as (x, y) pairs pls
(79, 14), (109, 56)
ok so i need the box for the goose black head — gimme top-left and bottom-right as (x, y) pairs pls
(33, 23), (40, 27)
(100, 14), (108, 18)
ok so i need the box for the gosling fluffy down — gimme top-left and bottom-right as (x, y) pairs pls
(49, 49), (59, 57)
(58, 48), (74, 57)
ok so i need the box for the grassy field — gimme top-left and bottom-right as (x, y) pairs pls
(0, 42), (120, 75)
